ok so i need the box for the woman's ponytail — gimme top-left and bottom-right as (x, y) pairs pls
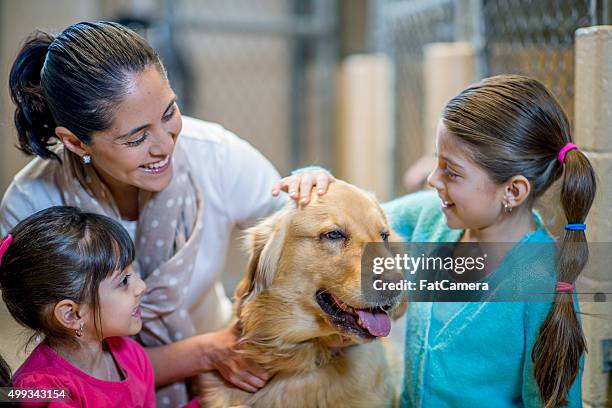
(9, 30), (59, 160)
(532, 148), (597, 408)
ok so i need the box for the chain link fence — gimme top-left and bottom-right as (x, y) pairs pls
(483, 0), (593, 126)
(371, 0), (601, 196)
(372, 0), (456, 192)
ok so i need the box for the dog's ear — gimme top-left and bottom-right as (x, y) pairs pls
(235, 208), (289, 307)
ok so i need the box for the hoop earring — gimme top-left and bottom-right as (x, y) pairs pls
(75, 321), (84, 337)
(82, 155), (91, 164)
(503, 201), (513, 214)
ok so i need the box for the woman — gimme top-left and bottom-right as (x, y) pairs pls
(0, 21), (332, 407)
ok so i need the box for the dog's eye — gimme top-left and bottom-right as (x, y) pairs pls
(381, 231), (389, 242)
(321, 230), (346, 240)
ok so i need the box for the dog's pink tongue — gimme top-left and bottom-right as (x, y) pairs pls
(356, 309), (391, 337)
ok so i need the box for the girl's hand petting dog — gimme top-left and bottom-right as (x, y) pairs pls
(206, 324), (270, 393)
(272, 168), (335, 205)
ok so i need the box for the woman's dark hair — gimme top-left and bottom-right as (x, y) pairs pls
(442, 74), (596, 407)
(9, 21), (165, 161)
(0, 206), (135, 346)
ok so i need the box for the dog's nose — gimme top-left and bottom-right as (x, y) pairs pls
(374, 268), (404, 306)
(361, 243), (404, 307)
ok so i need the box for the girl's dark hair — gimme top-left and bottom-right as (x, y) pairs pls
(0, 354), (11, 387)
(0, 354), (18, 407)
(0, 206), (135, 346)
(442, 74), (596, 407)
(9, 21), (165, 161)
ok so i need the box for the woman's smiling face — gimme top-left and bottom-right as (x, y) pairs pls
(427, 120), (505, 230)
(85, 66), (182, 193)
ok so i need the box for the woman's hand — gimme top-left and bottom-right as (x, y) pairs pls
(203, 324), (270, 393)
(271, 168), (335, 205)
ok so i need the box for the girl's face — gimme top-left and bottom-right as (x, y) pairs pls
(427, 120), (505, 230)
(86, 66), (182, 193)
(95, 264), (146, 338)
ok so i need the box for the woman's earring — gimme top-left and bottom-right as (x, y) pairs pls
(75, 321), (84, 337)
(503, 201), (513, 214)
(82, 155), (91, 164)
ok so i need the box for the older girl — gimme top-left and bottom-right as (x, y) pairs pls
(384, 75), (594, 407)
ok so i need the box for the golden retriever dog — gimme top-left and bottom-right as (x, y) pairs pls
(201, 180), (406, 408)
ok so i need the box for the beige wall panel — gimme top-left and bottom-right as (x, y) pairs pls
(575, 26), (612, 408)
(575, 26), (612, 153)
(336, 54), (393, 200)
(584, 152), (612, 244)
(423, 42), (475, 154)
(580, 301), (612, 408)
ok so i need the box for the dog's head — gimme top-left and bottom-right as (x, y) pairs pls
(235, 180), (405, 348)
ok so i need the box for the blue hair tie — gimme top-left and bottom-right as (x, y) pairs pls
(565, 223), (586, 231)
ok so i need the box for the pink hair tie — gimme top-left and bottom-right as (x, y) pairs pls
(555, 281), (574, 293)
(0, 234), (12, 266)
(557, 142), (578, 164)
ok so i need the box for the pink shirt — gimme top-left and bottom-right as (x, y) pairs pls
(12, 337), (155, 407)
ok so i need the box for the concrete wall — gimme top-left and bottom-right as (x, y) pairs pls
(574, 25), (612, 408)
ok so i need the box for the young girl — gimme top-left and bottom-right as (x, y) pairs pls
(384, 75), (595, 408)
(0, 206), (200, 407)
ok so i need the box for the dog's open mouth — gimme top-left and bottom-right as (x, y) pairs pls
(315, 290), (391, 339)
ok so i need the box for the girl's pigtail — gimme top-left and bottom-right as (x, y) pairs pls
(8, 30), (59, 160)
(532, 147), (596, 407)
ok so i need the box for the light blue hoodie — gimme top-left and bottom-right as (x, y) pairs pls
(382, 190), (582, 408)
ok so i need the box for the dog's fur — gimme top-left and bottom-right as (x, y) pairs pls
(201, 180), (405, 408)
